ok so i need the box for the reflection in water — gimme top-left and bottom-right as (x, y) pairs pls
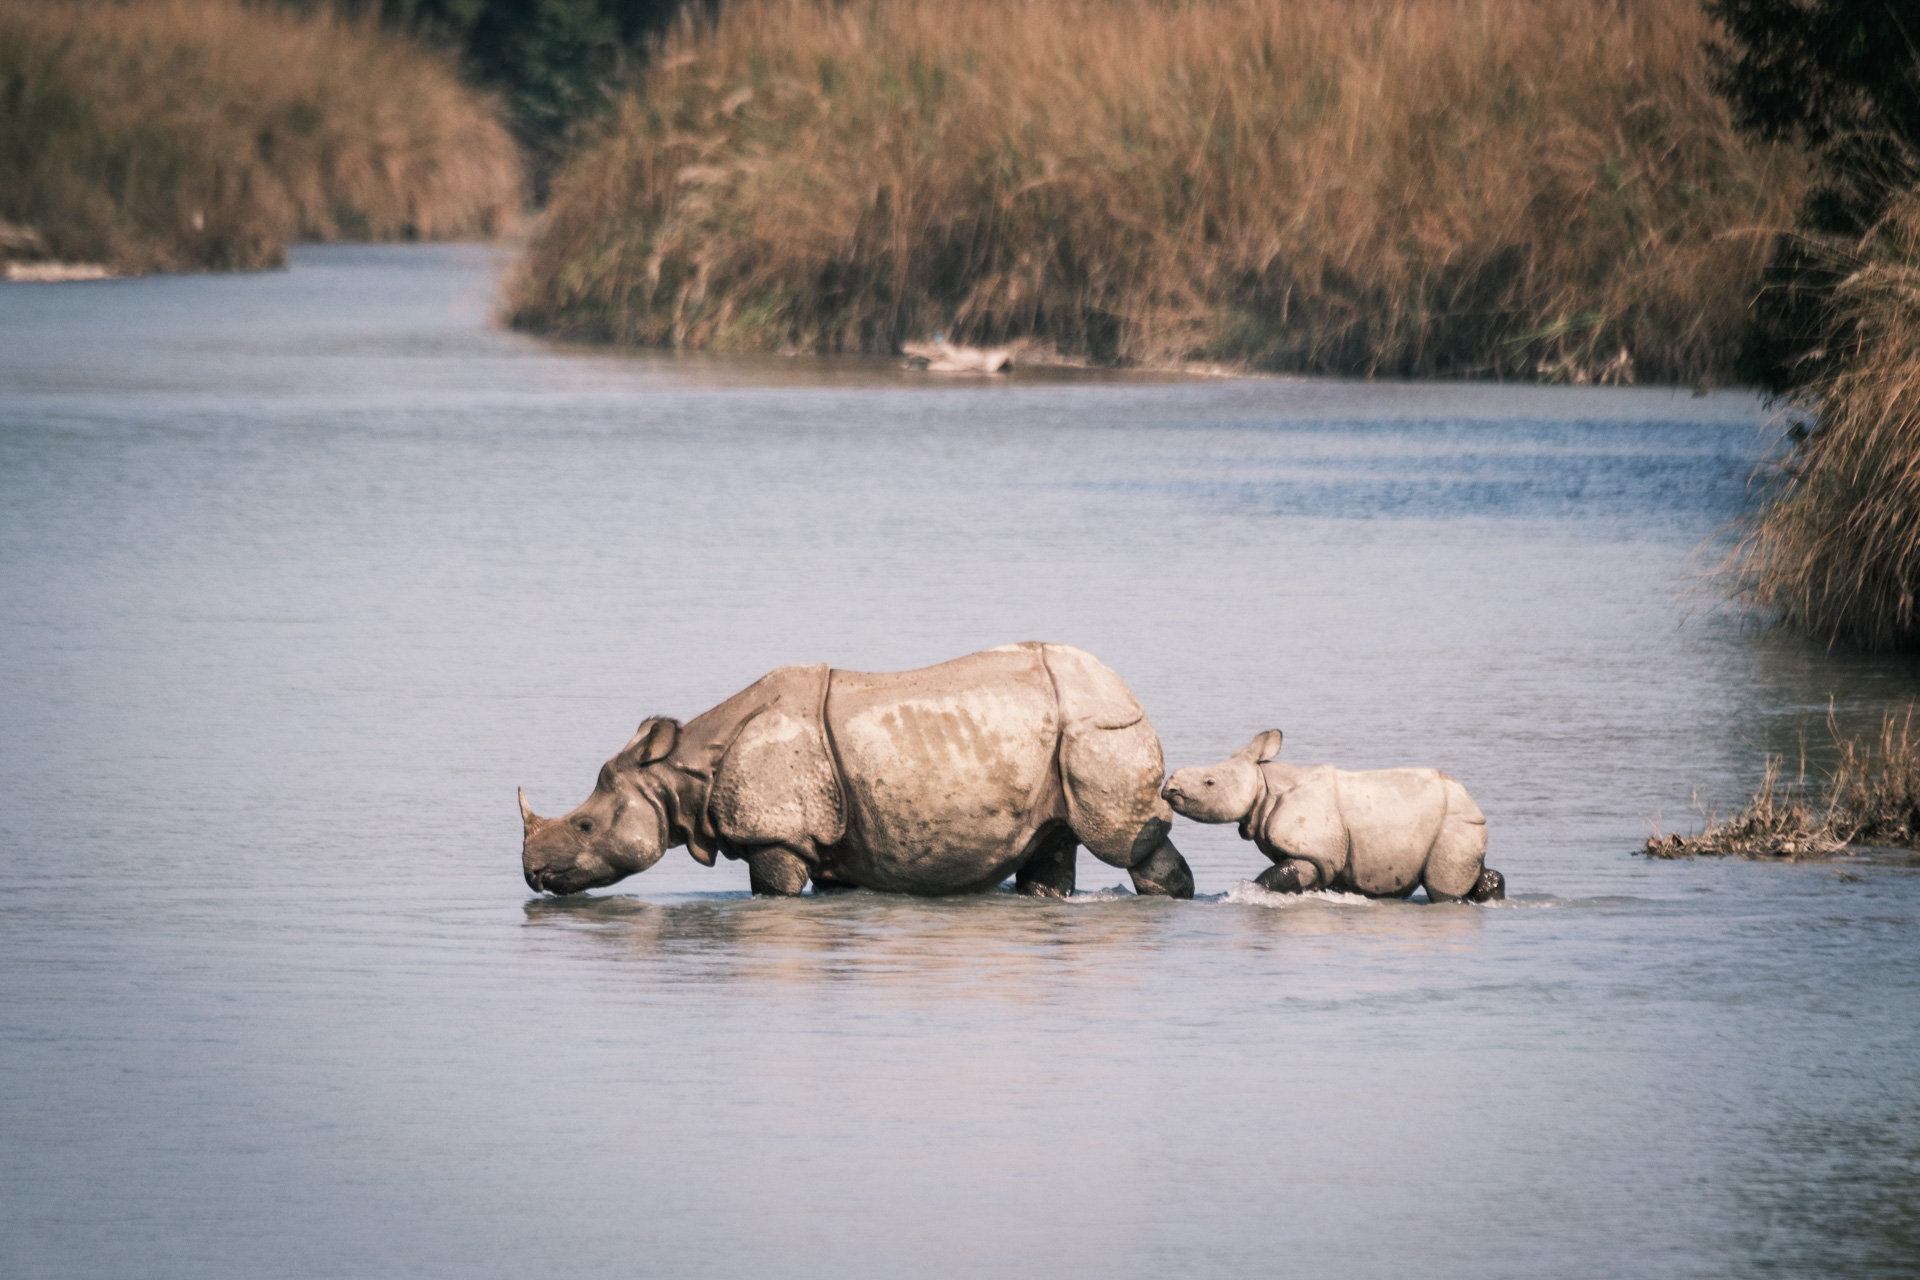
(524, 890), (1171, 999)
(523, 882), (1498, 1001)
(1737, 1104), (1920, 1276)
(1724, 628), (1920, 782)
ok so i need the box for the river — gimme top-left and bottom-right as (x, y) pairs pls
(2, 244), (1915, 1278)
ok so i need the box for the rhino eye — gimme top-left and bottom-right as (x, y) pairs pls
(1204, 779), (1215, 787)
(576, 818), (593, 833)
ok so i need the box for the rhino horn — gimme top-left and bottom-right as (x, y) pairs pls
(518, 787), (543, 835)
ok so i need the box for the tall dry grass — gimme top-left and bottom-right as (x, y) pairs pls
(0, 0), (522, 273)
(1719, 183), (1920, 649)
(511, 0), (1805, 377)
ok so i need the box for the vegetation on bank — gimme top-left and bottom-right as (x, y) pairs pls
(510, 0), (1804, 378)
(338, 0), (698, 191)
(1646, 706), (1920, 859)
(1704, 0), (1920, 393)
(1718, 189), (1920, 649)
(0, 0), (522, 275)
(1696, 1), (1920, 650)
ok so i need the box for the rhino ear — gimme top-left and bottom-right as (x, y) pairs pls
(1247, 729), (1283, 762)
(616, 716), (680, 769)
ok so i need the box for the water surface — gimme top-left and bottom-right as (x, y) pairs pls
(2, 245), (1915, 1278)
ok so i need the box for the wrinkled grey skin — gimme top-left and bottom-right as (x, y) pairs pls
(521, 644), (1193, 899)
(1163, 731), (1504, 902)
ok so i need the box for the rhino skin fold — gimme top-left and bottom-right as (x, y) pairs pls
(519, 643), (1193, 899)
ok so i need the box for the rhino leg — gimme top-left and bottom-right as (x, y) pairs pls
(1254, 857), (1322, 894)
(746, 846), (811, 896)
(1127, 829), (1194, 899)
(1015, 826), (1078, 898)
(1466, 867), (1506, 902)
(1422, 777), (1489, 901)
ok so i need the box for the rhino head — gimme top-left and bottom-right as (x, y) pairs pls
(1162, 729), (1283, 824)
(520, 717), (680, 895)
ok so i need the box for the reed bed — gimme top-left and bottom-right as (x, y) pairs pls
(1646, 706), (1920, 858)
(1719, 186), (1920, 649)
(511, 0), (1804, 377)
(0, 0), (523, 274)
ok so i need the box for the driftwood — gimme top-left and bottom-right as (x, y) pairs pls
(901, 338), (1013, 373)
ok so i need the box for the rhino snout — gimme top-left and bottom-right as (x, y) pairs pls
(1163, 769), (1211, 811)
(1163, 780), (1209, 820)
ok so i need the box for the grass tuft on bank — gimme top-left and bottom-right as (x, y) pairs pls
(1646, 706), (1920, 859)
(1718, 185), (1920, 649)
(0, 0), (523, 274)
(510, 0), (1804, 377)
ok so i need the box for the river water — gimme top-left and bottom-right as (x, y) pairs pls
(2, 244), (1915, 1278)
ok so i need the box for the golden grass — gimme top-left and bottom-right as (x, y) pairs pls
(0, 0), (523, 273)
(510, 0), (1805, 377)
(1719, 184), (1920, 649)
(1646, 706), (1920, 858)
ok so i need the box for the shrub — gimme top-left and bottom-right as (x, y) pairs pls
(1705, 0), (1920, 391)
(510, 0), (1803, 378)
(1719, 184), (1920, 649)
(349, 0), (697, 190)
(0, 0), (523, 273)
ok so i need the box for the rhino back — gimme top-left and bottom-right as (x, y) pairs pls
(827, 648), (1058, 892)
(1335, 767), (1448, 895)
(1440, 773), (1485, 825)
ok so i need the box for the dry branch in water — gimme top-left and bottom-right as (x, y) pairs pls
(1646, 706), (1920, 858)
(513, 0), (1804, 378)
(0, 0), (523, 274)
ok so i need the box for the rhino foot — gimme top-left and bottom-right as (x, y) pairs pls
(1128, 838), (1194, 900)
(1015, 826), (1078, 898)
(1466, 867), (1506, 903)
(1254, 859), (1316, 894)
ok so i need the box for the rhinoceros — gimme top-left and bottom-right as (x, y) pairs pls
(1161, 730), (1503, 902)
(519, 643), (1193, 899)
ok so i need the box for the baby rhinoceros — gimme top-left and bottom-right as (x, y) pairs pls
(1163, 731), (1504, 902)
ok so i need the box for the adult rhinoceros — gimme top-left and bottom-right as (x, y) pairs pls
(1162, 730), (1503, 902)
(519, 643), (1193, 899)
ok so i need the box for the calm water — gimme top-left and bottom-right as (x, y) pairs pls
(2, 245), (1916, 1278)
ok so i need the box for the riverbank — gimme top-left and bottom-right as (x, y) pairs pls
(510, 0), (1805, 380)
(1647, 704), (1920, 859)
(0, 0), (522, 276)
